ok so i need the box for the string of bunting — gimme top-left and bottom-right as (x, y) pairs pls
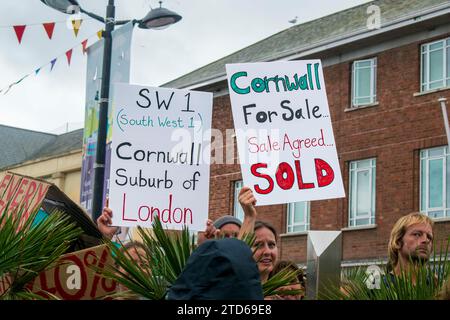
(0, 29), (104, 95)
(0, 19), (85, 43)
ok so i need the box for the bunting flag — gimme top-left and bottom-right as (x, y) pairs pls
(42, 22), (55, 39)
(72, 19), (83, 37)
(1, 29), (101, 96)
(97, 29), (103, 40)
(81, 39), (88, 54)
(13, 25), (26, 44)
(50, 58), (57, 71)
(65, 49), (73, 66)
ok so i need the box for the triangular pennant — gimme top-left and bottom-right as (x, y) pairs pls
(43, 22), (55, 39)
(97, 29), (103, 40)
(81, 39), (88, 54)
(13, 25), (26, 44)
(35, 68), (41, 75)
(66, 49), (73, 66)
(50, 58), (57, 71)
(71, 19), (83, 37)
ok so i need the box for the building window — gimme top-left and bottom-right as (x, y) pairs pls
(349, 158), (376, 227)
(421, 38), (450, 92)
(420, 146), (450, 219)
(286, 201), (310, 233)
(352, 58), (377, 106)
(233, 180), (244, 222)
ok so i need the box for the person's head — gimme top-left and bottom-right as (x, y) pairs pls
(213, 215), (242, 238)
(121, 241), (148, 268)
(167, 237), (263, 300)
(387, 212), (434, 271)
(253, 220), (278, 281)
(115, 241), (149, 296)
(269, 260), (305, 300)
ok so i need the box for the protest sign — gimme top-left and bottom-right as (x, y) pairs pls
(108, 83), (213, 231)
(25, 244), (117, 300)
(226, 60), (345, 205)
(0, 172), (102, 242)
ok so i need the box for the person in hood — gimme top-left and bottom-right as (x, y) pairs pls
(167, 237), (264, 300)
(198, 186), (258, 244)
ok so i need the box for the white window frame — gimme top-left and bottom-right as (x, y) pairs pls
(420, 146), (450, 219)
(349, 158), (376, 227)
(286, 201), (310, 233)
(352, 58), (377, 107)
(233, 180), (244, 222)
(421, 38), (450, 92)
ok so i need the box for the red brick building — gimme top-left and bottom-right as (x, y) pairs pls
(165, 0), (450, 266)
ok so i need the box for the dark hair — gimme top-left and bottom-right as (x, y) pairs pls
(254, 220), (278, 241)
(270, 260), (305, 287)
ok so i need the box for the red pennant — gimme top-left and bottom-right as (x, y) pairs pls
(66, 49), (73, 66)
(13, 25), (26, 44)
(81, 39), (88, 54)
(43, 22), (55, 39)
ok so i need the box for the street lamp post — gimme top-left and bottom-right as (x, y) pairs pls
(41, 0), (182, 220)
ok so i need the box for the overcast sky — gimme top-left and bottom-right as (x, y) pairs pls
(0, 0), (372, 133)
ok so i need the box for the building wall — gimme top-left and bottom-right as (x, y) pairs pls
(208, 33), (450, 264)
(0, 150), (82, 204)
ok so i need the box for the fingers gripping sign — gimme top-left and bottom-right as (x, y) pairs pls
(96, 197), (119, 240)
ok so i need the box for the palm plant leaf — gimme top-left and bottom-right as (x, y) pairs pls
(100, 217), (197, 299)
(323, 237), (450, 300)
(0, 204), (82, 299)
(262, 266), (303, 297)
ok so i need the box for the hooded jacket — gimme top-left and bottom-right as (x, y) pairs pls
(167, 237), (263, 300)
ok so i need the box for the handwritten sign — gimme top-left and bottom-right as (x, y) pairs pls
(0, 172), (50, 224)
(109, 83), (213, 231)
(26, 245), (117, 300)
(226, 60), (345, 205)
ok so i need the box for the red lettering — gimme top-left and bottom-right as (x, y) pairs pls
(0, 174), (11, 196)
(275, 162), (295, 190)
(22, 182), (48, 223)
(251, 163), (274, 194)
(295, 160), (315, 189)
(10, 178), (28, 209)
(21, 180), (37, 213)
(54, 255), (88, 300)
(315, 158), (335, 187)
(122, 193), (138, 221)
(161, 194), (173, 223)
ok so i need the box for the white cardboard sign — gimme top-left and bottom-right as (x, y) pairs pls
(109, 83), (213, 231)
(226, 60), (345, 205)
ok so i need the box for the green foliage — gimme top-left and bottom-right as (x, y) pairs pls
(101, 217), (197, 300)
(0, 205), (82, 299)
(102, 217), (303, 300)
(324, 237), (450, 300)
(262, 266), (303, 298)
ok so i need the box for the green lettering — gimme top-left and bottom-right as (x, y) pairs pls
(230, 71), (250, 94)
(307, 63), (314, 90)
(251, 77), (266, 93)
(314, 63), (321, 90)
(299, 74), (309, 90)
(286, 75), (299, 91)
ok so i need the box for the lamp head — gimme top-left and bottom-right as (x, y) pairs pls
(138, 1), (182, 30)
(40, 0), (80, 14)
